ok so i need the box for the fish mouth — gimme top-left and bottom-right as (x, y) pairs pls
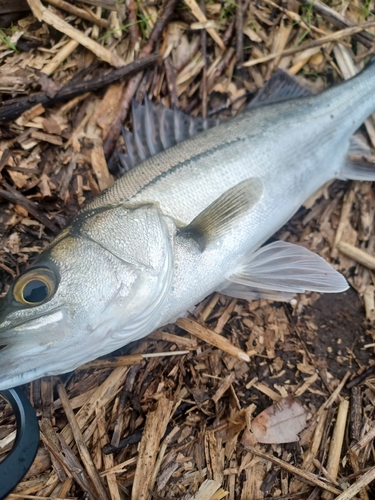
(0, 306), (62, 334)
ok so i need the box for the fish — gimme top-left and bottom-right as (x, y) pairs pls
(0, 62), (375, 390)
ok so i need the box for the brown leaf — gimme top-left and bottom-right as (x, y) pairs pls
(251, 396), (308, 444)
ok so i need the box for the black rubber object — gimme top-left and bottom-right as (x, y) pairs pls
(0, 388), (39, 499)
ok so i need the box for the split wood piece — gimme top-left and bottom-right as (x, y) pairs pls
(77, 351), (189, 370)
(0, 54), (158, 122)
(131, 395), (174, 500)
(8, 493), (81, 499)
(61, 366), (129, 446)
(252, 381), (283, 402)
(148, 329), (198, 348)
(321, 399), (349, 500)
(242, 20), (375, 67)
(99, 457), (137, 477)
(295, 372), (319, 397)
(96, 409), (121, 500)
(39, 418), (68, 485)
(300, 371), (351, 447)
(337, 241), (375, 270)
(42, 38), (79, 76)
(335, 465), (375, 500)
(199, 293), (221, 322)
(246, 447), (342, 495)
(0, 181), (58, 232)
(176, 317), (250, 362)
(183, 0), (225, 51)
(290, 410), (329, 493)
(39, 427), (98, 497)
(91, 144), (113, 191)
(350, 386), (362, 443)
(57, 383), (110, 500)
(149, 426), (180, 491)
(263, 0), (327, 37)
(103, 0), (179, 158)
(44, 0), (110, 28)
(188, 479), (223, 500)
(351, 424), (375, 455)
(296, 0), (374, 49)
(212, 372), (236, 404)
(332, 187), (356, 259)
(364, 286), (375, 322)
(30, 130), (63, 146)
(26, 0), (124, 67)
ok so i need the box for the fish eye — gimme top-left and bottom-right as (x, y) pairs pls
(13, 268), (57, 306)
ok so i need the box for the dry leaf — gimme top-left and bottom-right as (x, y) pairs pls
(251, 396), (307, 444)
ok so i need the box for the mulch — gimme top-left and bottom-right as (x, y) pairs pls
(1, 0), (375, 499)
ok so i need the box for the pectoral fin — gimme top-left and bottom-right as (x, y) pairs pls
(219, 241), (348, 301)
(180, 178), (263, 250)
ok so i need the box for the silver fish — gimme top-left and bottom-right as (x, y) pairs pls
(0, 64), (375, 390)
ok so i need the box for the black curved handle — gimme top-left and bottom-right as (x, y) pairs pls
(0, 388), (39, 499)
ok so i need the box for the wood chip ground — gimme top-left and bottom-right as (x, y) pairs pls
(1, 0), (375, 498)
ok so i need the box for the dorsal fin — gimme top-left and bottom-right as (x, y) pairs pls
(117, 71), (311, 172)
(117, 97), (220, 171)
(248, 69), (312, 109)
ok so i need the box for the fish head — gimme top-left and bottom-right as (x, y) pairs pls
(0, 204), (173, 389)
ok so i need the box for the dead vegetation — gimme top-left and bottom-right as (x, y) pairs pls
(1, 0), (375, 498)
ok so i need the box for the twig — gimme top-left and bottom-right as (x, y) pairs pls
(176, 317), (250, 362)
(242, 20), (375, 67)
(296, 0), (374, 49)
(103, 0), (179, 158)
(183, 0), (225, 51)
(246, 447), (342, 495)
(0, 54), (158, 122)
(126, 0), (139, 49)
(44, 0), (110, 28)
(76, 0), (116, 8)
(0, 181), (58, 232)
(334, 466), (375, 500)
(321, 400), (349, 500)
(236, 0), (244, 64)
(337, 241), (375, 270)
(57, 384), (110, 500)
(76, 351), (189, 370)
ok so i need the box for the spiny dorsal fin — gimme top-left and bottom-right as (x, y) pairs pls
(180, 178), (263, 250)
(117, 71), (311, 171)
(248, 70), (312, 109)
(117, 97), (219, 171)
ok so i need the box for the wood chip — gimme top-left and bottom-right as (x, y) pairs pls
(27, 0), (126, 68)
